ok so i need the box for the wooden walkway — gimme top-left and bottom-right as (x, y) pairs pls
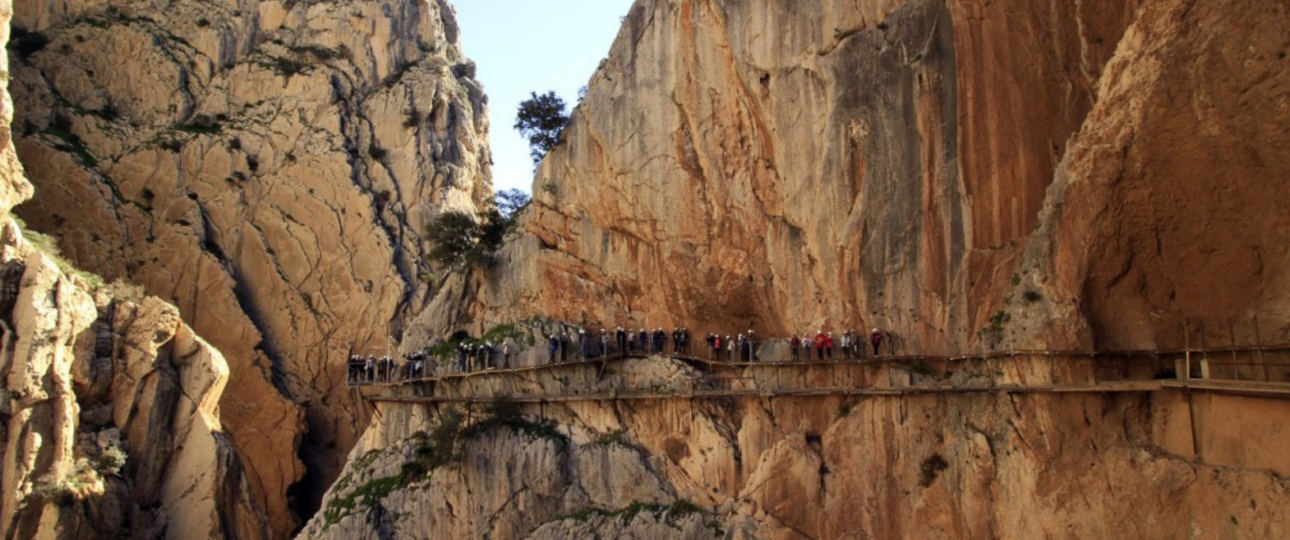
(351, 351), (1290, 405)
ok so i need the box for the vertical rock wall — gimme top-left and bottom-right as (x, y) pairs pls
(421, 0), (1143, 354)
(8, 0), (493, 533)
(424, 0), (1288, 357)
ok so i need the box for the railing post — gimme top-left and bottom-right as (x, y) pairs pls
(1254, 314), (1269, 382)
(1199, 321), (1211, 380)
(1229, 317), (1240, 381)
(1181, 320), (1191, 381)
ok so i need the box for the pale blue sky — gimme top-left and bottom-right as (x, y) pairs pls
(454, 0), (637, 195)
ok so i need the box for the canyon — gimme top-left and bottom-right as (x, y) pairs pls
(2, 0), (1289, 538)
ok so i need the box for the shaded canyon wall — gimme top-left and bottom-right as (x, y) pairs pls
(7, 0), (493, 533)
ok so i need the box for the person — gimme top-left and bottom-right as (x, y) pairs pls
(481, 342), (494, 370)
(559, 332), (570, 363)
(680, 328), (689, 356)
(548, 334), (559, 364)
(825, 332), (835, 360)
(600, 329), (611, 358)
(638, 328), (648, 354)
(501, 340), (512, 369)
(748, 329), (759, 361)
(726, 336), (735, 361)
(578, 330), (588, 360)
(656, 328), (667, 355)
(455, 344), (466, 372)
(870, 328), (884, 357)
(705, 333), (716, 360)
(814, 330), (826, 361)
(616, 327), (628, 355)
(790, 335), (800, 362)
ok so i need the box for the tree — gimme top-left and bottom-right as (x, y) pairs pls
(424, 209), (509, 270)
(496, 189), (531, 218)
(514, 91), (569, 164)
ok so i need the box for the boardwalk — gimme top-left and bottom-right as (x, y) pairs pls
(351, 346), (1290, 405)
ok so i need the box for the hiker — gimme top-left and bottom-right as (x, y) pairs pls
(740, 335), (751, 362)
(680, 328), (689, 356)
(671, 328), (680, 355)
(748, 330), (759, 361)
(501, 340), (512, 369)
(616, 327), (628, 355)
(870, 328), (884, 356)
(725, 336), (735, 361)
(577, 330), (587, 359)
(548, 334), (559, 364)
(638, 328), (648, 354)
(825, 332), (835, 360)
(600, 329), (611, 358)
(559, 332), (570, 363)
(814, 331), (827, 361)
(705, 333), (715, 360)
(790, 335), (800, 362)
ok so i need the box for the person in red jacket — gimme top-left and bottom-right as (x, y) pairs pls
(814, 331), (827, 361)
(870, 328), (884, 357)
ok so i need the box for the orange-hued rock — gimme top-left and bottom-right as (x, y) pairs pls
(8, 0), (492, 534)
(299, 359), (1290, 539)
(1007, 0), (1290, 351)
(422, 0), (1287, 360)
(415, 0), (1148, 355)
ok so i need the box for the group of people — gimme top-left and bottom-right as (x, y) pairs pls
(545, 327), (696, 363)
(347, 326), (891, 385)
(454, 340), (513, 372)
(787, 329), (885, 361)
(347, 351), (430, 383)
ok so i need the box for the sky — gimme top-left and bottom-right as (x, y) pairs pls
(454, 0), (637, 195)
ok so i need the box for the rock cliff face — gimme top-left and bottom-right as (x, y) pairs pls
(0, 3), (267, 534)
(8, 0), (492, 534)
(365, 0), (1290, 538)
(422, 0), (1289, 356)
(299, 359), (1290, 539)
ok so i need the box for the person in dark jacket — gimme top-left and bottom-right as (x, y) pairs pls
(870, 328), (884, 357)
(548, 335), (559, 364)
(790, 336), (800, 362)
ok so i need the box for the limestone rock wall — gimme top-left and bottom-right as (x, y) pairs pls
(1007, 0), (1290, 351)
(0, 219), (270, 539)
(298, 359), (1290, 540)
(424, 0), (1288, 357)
(7, 0), (493, 533)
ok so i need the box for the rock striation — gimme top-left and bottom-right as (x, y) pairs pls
(8, 0), (493, 533)
(419, 0), (1289, 358)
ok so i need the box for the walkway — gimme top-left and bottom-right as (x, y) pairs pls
(351, 346), (1290, 405)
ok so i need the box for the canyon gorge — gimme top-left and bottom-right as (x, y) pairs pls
(1, 0), (1288, 538)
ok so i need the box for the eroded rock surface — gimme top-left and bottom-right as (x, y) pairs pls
(8, 0), (493, 533)
(0, 220), (268, 539)
(300, 358), (1290, 540)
